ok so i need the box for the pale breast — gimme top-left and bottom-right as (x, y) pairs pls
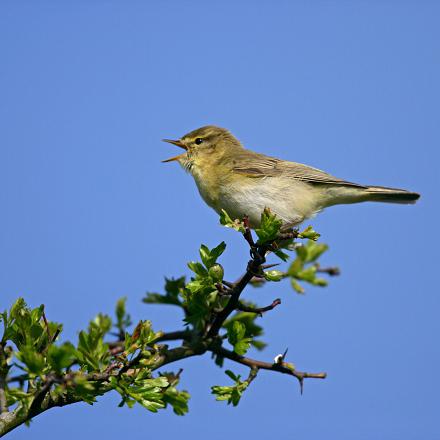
(215, 176), (322, 227)
(189, 161), (323, 227)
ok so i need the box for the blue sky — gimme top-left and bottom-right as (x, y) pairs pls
(1, 1), (439, 439)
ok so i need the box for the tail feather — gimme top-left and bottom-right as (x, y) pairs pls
(365, 186), (420, 204)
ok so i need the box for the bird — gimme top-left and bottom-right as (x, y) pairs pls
(162, 126), (420, 228)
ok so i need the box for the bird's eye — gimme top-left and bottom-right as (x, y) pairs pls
(195, 138), (203, 145)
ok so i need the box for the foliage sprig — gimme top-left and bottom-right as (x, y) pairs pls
(0, 208), (338, 436)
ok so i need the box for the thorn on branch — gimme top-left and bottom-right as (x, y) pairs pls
(215, 283), (231, 296)
(210, 346), (326, 392)
(222, 280), (235, 289)
(51, 328), (61, 344)
(260, 263), (280, 270)
(273, 347), (289, 364)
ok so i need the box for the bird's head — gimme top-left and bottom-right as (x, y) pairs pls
(162, 125), (243, 172)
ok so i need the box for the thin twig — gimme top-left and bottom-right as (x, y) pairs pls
(207, 222), (270, 337)
(237, 298), (281, 316)
(315, 264), (340, 276)
(41, 306), (51, 342)
(108, 330), (192, 356)
(211, 346), (326, 392)
(245, 367), (258, 385)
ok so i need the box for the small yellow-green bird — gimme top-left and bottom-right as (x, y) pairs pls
(163, 126), (420, 228)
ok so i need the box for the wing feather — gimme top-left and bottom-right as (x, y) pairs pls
(231, 151), (366, 188)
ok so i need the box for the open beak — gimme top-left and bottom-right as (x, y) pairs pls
(162, 139), (187, 163)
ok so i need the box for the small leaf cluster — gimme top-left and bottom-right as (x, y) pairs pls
(0, 298), (189, 419)
(255, 208), (284, 244)
(184, 242), (227, 329)
(223, 307), (266, 351)
(111, 373), (188, 415)
(219, 209), (245, 232)
(0, 208), (336, 433)
(143, 242), (228, 331)
(259, 238), (331, 294)
(211, 370), (252, 406)
(288, 240), (330, 293)
(143, 277), (186, 308)
(226, 321), (252, 355)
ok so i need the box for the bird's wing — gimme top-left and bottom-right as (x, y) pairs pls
(231, 151), (366, 188)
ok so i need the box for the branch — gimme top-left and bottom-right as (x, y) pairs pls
(0, 212), (334, 435)
(207, 222), (270, 337)
(0, 378), (7, 415)
(0, 345), (8, 415)
(237, 298), (281, 316)
(108, 330), (192, 356)
(211, 346), (326, 393)
(0, 343), (206, 437)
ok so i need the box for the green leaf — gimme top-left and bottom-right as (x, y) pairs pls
(90, 313), (112, 336)
(16, 347), (45, 375)
(208, 263), (224, 282)
(143, 277), (185, 307)
(124, 320), (162, 354)
(296, 266), (317, 282)
(274, 249), (290, 262)
(199, 243), (226, 271)
(211, 370), (250, 406)
(263, 270), (285, 282)
(163, 387), (190, 416)
(199, 242), (226, 269)
(47, 342), (76, 372)
(112, 375), (169, 413)
(187, 261), (208, 277)
(165, 276), (186, 296)
(199, 244), (210, 267)
(210, 241), (227, 261)
(115, 297), (132, 333)
(10, 298), (26, 320)
(220, 210), (245, 233)
(304, 242), (329, 263)
(76, 327), (109, 372)
(223, 309), (266, 351)
(291, 279), (305, 294)
(313, 278), (328, 287)
(227, 321), (252, 355)
(72, 375), (104, 404)
(294, 241), (328, 264)
(298, 225), (320, 241)
(115, 297), (126, 324)
(255, 208), (283, 244)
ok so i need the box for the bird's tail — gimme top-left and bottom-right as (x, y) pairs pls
(364, 185), (420, 204)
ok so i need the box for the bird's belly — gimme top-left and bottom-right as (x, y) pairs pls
(215, 178), (320, 227)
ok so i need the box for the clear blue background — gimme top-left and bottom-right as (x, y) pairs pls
(1, 1), (438, 439)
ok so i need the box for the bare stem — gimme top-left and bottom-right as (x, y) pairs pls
(0, 344), (8, 415)
(237, 298), (282, 316)
(211, 346), (326, 392)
